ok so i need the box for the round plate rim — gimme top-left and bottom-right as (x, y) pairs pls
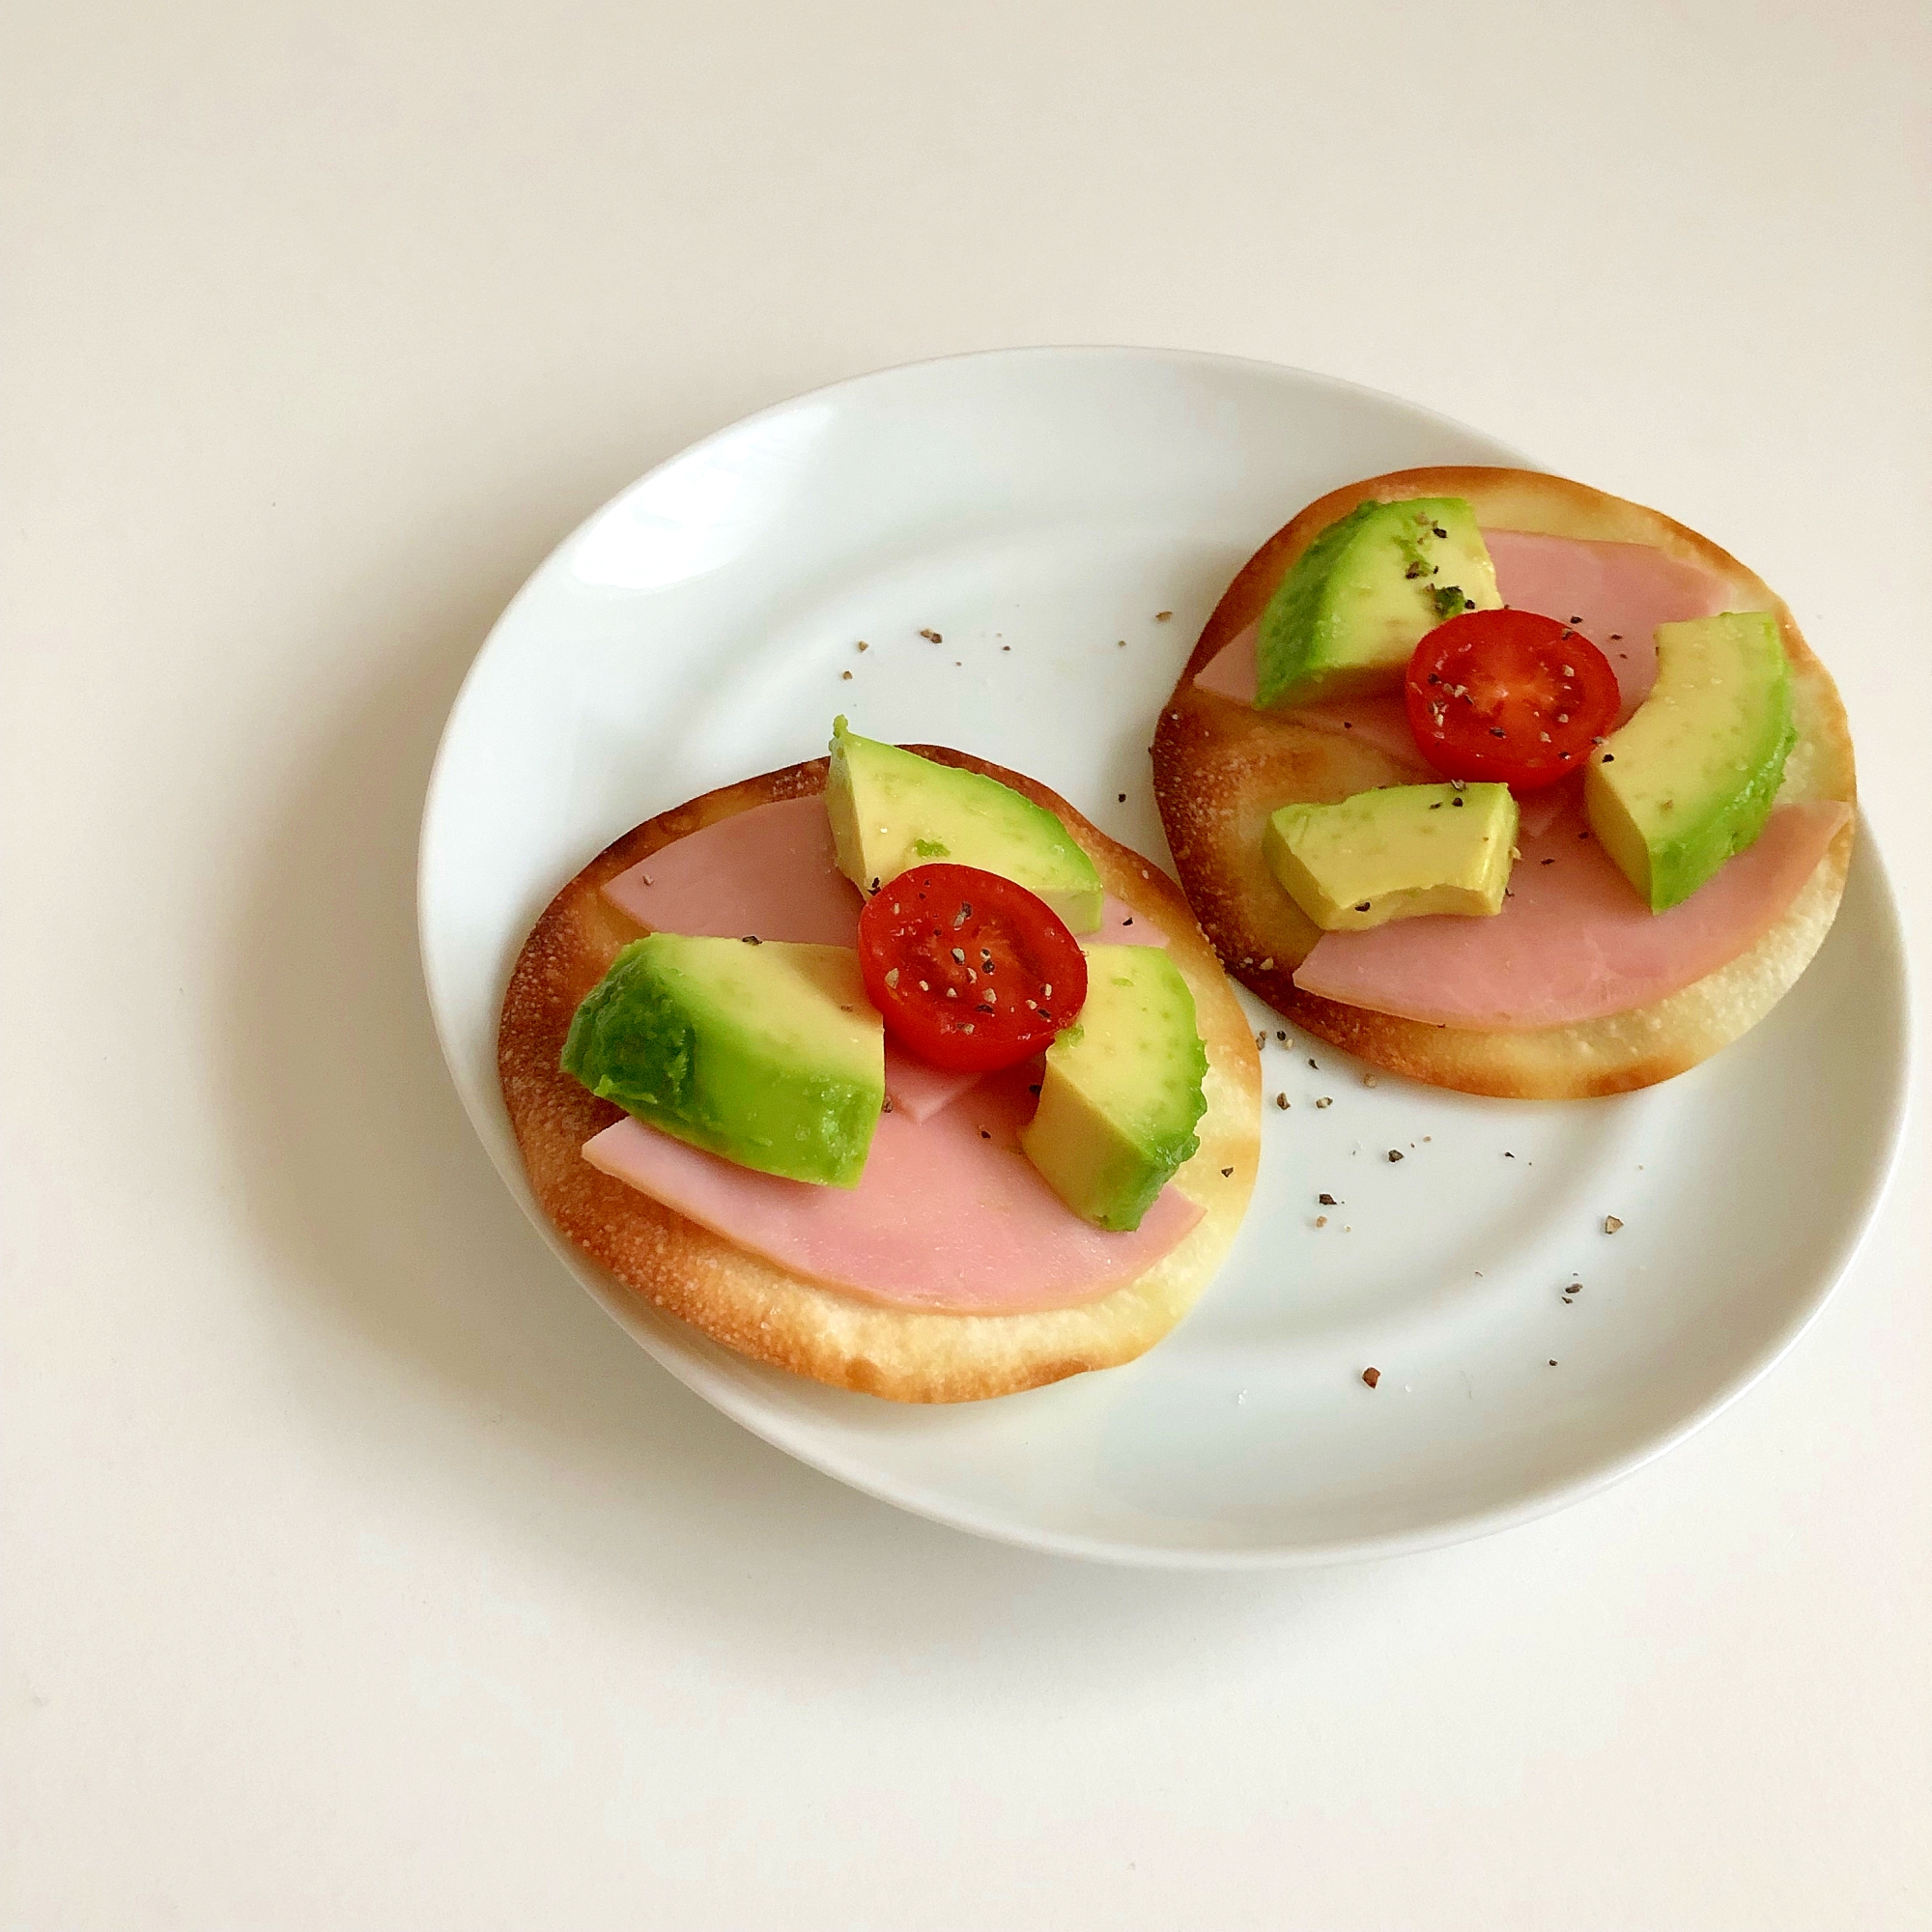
(418, 343), (1912, 1569)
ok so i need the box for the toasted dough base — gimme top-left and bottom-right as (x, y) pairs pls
(499, 752), (1261, 1404)
(1151, 467), (1856, 1098)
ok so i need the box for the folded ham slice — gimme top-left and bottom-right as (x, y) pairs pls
(601, 791), (864, 945)
(1481, 530), (1731, 724)
(1192, 524), (1839, 1031)
(583, 785), (1199, 1311)
(1293, 797), (1850, 1031)
(1191, 527), (1731, 726)
(582, 1063), (1203, 1314)
(600, 791), (1164, 1122)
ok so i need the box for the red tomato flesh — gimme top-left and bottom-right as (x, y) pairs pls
(857, 864), (1089, 1073)
(1405, 609), (1621, 790)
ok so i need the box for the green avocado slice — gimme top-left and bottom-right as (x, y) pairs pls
(825, 718), (1104, 930)
(1018, 946), (1208, 1232)
(1255, 497), (1501, 710)
(1263, 781), (1519, 930)
(1585, 611), (1795, 912)
(561, 934), (884, 1187)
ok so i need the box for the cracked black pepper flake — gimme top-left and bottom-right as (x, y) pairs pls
(1220, 1166), (1234, 1178)
(740, 934), (762, 945)
(1387, 1150), (1404, 1162)
(1319, 1193), (1338, 1206)
(840, 669), (853, 680)
(1362, 1367), (1381, 1387)
(1118, 792), (1126, 803)
(919, 628), (942, 642)
(1275, 1093), (1289, 1109)
(1315, 1096), (1332, 1109)
(1604, 1215), (1623, 1233)
(1155, 610), (1173, 620)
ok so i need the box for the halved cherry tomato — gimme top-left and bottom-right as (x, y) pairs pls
(1405, 609), (1621, 790)
(857, 864), (1089, 1073)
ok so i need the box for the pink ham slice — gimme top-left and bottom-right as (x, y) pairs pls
(582, 1063), (1203, 1314)
(583, 786), (1200, 1314)
(1190, 529), (1731, 727)
(1481, 530), (1730, 724)
(1193, 526), (1843, 1031)
(600, 793), (1165, 1122)
(1193, 625), (1428, 765)
(1293, 798), (1850, 1031)
(1193, 620), (1262, 704)
(602, 792), (863, 945)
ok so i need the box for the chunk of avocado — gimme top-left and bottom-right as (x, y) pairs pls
(1255, 497), (1502, 709)
(1262, 781), (1519, 930)
(1018, 946), (1208, 1232)
(561, 934), (884, 1187)
(825, 718), (1104, 931)
(1585, 611), (1795, 912)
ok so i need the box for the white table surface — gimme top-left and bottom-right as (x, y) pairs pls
(5, 5), (1927, 1927)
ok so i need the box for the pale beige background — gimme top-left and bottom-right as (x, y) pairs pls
(5, 4), (1928, 1928)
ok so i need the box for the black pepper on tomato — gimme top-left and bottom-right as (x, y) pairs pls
(856, 864), (1089, 1072)
(1404, 609), (1621, 790)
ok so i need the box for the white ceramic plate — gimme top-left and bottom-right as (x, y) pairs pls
(420, 347), (1909, 1567)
